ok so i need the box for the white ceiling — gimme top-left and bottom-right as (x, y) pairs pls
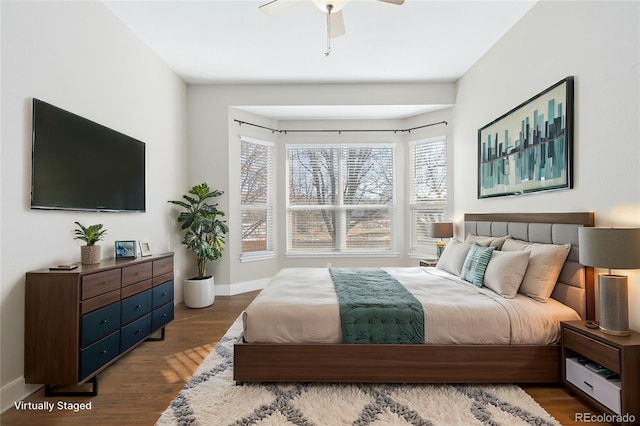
(104, 0), (537, 119)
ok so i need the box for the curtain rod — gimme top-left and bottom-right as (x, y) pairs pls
(233, 119), (447, 134)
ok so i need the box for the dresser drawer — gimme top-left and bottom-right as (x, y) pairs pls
(81, 302), (121, 348)
(82, 269), (121, 300)
(153, 271), (174, 286)
(152, 302), (174, 331)
(152, 257), (173, 277)
(121, 289), (152, 325)
(81, 289), (120, 315)
(566, 358), (621, 414)
(122, 262), (152, 287)
(152, 280), (174, 309)
(121, 278), (152, 299)
(563, 328), (620, 372)
(120, 313), (152, 353)
(80, 331), (120, 380)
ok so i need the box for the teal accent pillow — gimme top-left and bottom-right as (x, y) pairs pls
(460, 243), (496, 287)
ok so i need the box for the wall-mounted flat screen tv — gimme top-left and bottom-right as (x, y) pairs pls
(31, 99), (146, 212)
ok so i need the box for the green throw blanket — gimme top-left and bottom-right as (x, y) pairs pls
(329, 268), (425, 344)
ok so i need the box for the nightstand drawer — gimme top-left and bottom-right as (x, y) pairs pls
(566, 358), (621, 414)
(563, 328), (620, 372)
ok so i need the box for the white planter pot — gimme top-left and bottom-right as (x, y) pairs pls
(184, 276), (215, 308)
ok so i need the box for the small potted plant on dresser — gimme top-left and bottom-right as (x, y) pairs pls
(168, 182), (228, 308)
(73, 222), (107, 265)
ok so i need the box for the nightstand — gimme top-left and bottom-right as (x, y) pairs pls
(419, 259), (438, 267)
(561, 321), (640, 424)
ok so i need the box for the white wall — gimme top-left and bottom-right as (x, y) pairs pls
(188, 83), (456, 293)
(453, 1), (640, 329)
(0, 1), (187, 410)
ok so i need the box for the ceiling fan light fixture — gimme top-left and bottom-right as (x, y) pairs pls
(312, 0), (349, 13)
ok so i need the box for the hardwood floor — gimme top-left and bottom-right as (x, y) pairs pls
(2, 290), (610, 425)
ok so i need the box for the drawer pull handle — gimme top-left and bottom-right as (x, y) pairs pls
(583, 381), (593, 389)
(136, 329), (142, 334)
(136, 304), (142, 309)
(100, 319), (108, 324)
(101, 350), (108, 355)
(162, 292), (167, 296)
(162, 313), (167, 318)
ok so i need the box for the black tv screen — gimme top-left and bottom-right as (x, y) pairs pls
(31, 99), (146, 212)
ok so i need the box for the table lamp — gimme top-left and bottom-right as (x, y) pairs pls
(578, 227), (640, 336)
(431, 222), (453, 259)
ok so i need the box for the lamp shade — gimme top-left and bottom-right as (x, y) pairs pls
(578, 227), (640, 269)
(431, 222), (453, 239)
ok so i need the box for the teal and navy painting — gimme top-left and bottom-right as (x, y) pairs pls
(478, 77), (573, 198)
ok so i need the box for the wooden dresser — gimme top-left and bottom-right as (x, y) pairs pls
(24, 253), (174, 395)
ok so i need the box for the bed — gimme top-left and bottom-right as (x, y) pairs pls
(234, 212), (595, 384)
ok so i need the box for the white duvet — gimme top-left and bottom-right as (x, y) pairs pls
(242, 267), (580, 345)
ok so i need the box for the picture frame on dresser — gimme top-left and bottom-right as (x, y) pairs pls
(478, 76), (574, 198)
(139, 241), (152, 257)
(115, 240), (137, 259)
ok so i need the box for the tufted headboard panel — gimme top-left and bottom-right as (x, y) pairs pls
(464, 213), (595, 320)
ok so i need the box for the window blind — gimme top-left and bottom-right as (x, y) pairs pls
(287, 144), (395, 254)
(409, 136), (447, 257)
(241, 136), (273, 255)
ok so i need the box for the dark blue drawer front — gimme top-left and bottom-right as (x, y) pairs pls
(152, 302), (174, 331)
(80, 331), (120, 380)
(121, 289), (152, 325)
(120, 313), (152, 353)
(81, 302), (121, 348)
(152, 280), (174, 309)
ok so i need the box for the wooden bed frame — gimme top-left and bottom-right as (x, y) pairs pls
(234, 212), (595, 384)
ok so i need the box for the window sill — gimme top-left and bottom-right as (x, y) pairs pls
(240, 251), (276, 263)
(285, 251), (399, 258)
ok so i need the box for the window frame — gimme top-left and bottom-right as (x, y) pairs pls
(285, 143), (397, 257)
(240, 136), (275, 262)
(408, 135), (448, 259)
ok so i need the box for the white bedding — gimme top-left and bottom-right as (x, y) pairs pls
(242, 267), (580, 345)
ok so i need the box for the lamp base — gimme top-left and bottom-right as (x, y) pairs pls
(436, 240), (445, 259)
(598, 274), (630, 337)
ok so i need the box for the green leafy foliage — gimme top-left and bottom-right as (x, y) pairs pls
(168, 182), (228, 279)
(73, 222), (107, 246)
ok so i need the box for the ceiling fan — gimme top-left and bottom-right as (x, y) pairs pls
(259, 0), (405, 56)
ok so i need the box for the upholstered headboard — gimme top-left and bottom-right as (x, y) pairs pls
(464, 212), (595, 320)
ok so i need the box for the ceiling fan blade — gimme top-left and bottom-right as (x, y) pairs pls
(259, 0), (296, 16)
(329, 10), (346, 38)
(377, 0), (405, 5)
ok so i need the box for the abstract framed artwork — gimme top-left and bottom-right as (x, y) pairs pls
(478, 76), (574, 199)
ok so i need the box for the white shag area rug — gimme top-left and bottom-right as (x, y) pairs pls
(157, 317), (559, 426)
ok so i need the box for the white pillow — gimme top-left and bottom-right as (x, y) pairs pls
(435, 239), (471, 276)
(483, 250), (530, 298)
(502, 239), (571, 302)
(464, 233), (511, 250)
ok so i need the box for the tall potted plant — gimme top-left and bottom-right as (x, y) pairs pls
(73, 222), (107, 265)
(168, 182), (228, 308)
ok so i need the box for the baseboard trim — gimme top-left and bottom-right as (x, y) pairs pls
(215, 278), (269, 296)
(1, 377), (41, 413)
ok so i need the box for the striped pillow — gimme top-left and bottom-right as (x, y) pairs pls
(460, 243), (496, 287)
